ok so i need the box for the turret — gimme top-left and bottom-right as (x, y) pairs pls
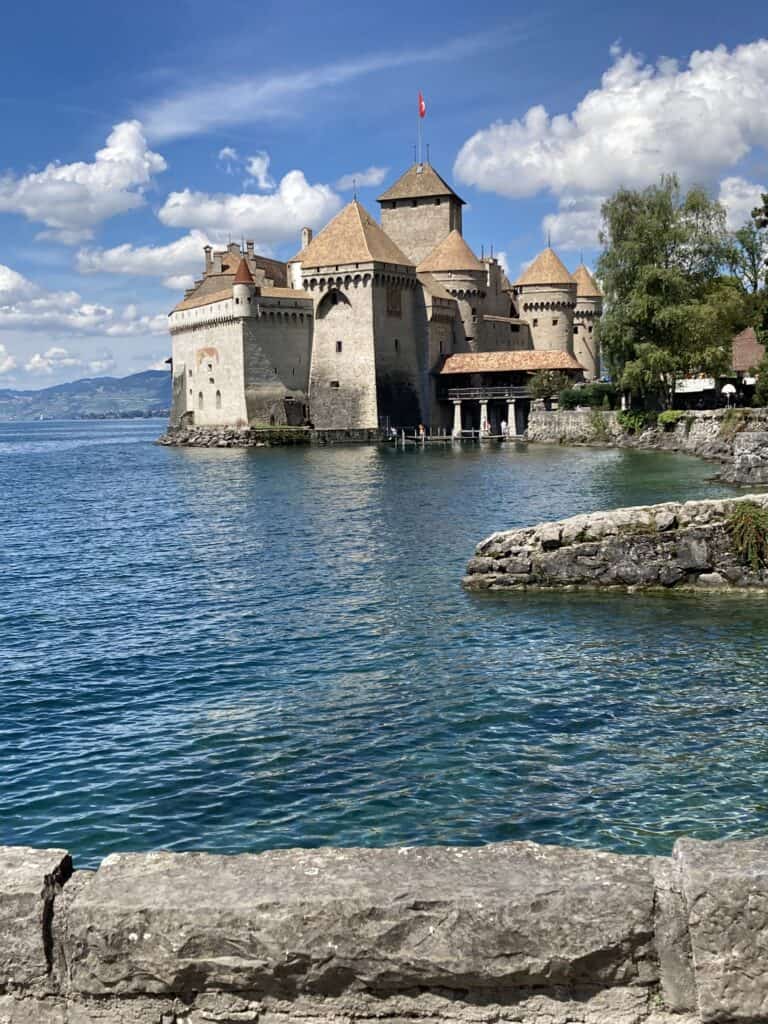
(572, 264), (603, 379)
(232, 256), (256, 312)
(514, 247), (577, 354)
(377, 162), (465, 265)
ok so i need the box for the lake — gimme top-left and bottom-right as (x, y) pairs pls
(2, 419), (766, 867)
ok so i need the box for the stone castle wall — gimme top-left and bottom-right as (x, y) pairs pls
(3, 837), (768, 1023)
(380, 197), (461, 265)
(465, 493), (768, 592)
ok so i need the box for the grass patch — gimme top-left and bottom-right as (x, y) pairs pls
(719, 408), (748, 441)
(728, 500), (768, 572)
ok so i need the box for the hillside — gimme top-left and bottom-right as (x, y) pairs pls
(0, 370), (171, 421)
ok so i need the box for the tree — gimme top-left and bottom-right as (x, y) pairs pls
(529, 370), (569, 400)
(597, 175), (747, 406)
(728, 220), (768, 295)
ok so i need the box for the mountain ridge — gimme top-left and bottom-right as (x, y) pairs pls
(0, 369), (171, 420)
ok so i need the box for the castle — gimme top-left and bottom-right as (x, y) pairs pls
(168, 160), (602, 435)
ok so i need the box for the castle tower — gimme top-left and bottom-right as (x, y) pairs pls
(513, 247), (577, 355)
(417, 230), (485, 350)
(572, 264), (603, 380)
(232, 257), (257, 311)
(377, 162), (465, 265)
(290, 200), (424, 430)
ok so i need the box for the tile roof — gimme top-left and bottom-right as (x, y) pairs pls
(514, 247), (575, 287)
(291, 200), (413, 268)
(417, 230), (484, 273)
(732, 327), (766, 373)
(440, 350), (585, 374)
(172, 285), (308, 313)
(377, 162), (465, 203)
(572, 263), (602, 297)
(233, 258), (254, 284)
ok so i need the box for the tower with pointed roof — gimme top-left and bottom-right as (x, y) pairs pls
(288, 199), (427, 430)
(513, 247), (578, 355)
(377, 162), (465, 265)
(571, 264), (603, 379)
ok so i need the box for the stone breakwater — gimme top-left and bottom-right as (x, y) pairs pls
(158, 426), (386, 447)
(465, 494), (768, 592)
(3, 837), (768, 1023)
(526, 408), (768, 485)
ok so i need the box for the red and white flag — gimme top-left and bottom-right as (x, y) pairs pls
(418, 91), (426, 118)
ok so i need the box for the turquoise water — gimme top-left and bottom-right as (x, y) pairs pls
(2, 420), (767, 866)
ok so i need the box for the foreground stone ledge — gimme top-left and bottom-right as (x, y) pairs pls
(1, 838), (767, 1021)
(464, 494), (768, 592)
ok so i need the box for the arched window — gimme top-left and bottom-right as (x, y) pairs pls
(215, 390), (222, 409)
(198, 392), (204, 409)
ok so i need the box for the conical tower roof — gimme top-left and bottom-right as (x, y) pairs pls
(572, 263), (602, 297)
(417, 230), (483, 273)
(514, 247), (574, 287)
(291, 201), (413, 268)
(233, 257), (255, 284)
(378, 162), (465, 204)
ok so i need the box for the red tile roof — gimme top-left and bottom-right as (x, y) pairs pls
(440, 351), (585, 374)
(732, 327), (765, 373)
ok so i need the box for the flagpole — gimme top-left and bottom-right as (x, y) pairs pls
(418, 108), (422, 165)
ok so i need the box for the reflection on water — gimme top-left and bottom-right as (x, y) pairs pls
(1, 420), (766, 866)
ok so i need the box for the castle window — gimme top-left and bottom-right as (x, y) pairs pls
(198, 392), (203, 409)
(411, 199), (417, 207)
(235, 297), (239, 304)
(394, 338), (400, 353)
(552, 319), (559, 326)
(574, 325), (579, 334)
(336, 340), (343, 353)
(330, 380), (340, 389)
(386, 283), (402, 318)
(207, 362), (213, 371)
(215, 390), (222, 409)
(209, 377), (215, 384)
(533, 318), (538, 327)
(510, 324), (520, 333)
(188, 369), (192, 377)
(435, 197), (441, 205)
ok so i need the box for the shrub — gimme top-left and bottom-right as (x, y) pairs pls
(658, 409), (688, 431)
(617, 410), (656, 434)
(728, 500), (768, 572)
(557, 382), (618, 410)
(589, 408), (609, 440)
(719, 407), (748, 441)
(530, 370), (569, 401)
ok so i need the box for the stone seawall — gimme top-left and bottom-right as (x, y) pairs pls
(3, 838), (768, 1023)
(157, 427), (387, 448)
(525, 408), (768, 484)
(465, 493), (768, 592)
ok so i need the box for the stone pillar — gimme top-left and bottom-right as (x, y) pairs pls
(480, 400), (489, 437)
(452, 400), (462, 438)
(506, 399), (516, 437)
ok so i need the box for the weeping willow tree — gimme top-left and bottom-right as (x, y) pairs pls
(597, 176), (746, 407)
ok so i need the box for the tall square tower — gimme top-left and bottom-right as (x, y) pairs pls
(377, 163), (465, 266)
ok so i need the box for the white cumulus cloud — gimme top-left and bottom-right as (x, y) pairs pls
(245, 152), (275, 191)
(157, 170), (342, 245)
(0, 262), (167, 337)
(336, 166), (389, 191)
(0, 343), (17, 376)
(455, 40), (768, 248)
(718, 176), (767, 230)
(0, 121), (167, 243)
(77, 229), (212, 289)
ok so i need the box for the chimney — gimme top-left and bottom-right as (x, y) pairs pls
(301, 227), (313, 249)
(203, 245), (212, 272)
(246, 240), (254, 257)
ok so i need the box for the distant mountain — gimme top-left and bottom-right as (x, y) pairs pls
(0, 370), (171, 421)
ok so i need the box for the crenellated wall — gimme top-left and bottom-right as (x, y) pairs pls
(2, 838), (768, 1023)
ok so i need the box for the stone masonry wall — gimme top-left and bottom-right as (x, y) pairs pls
(465, 493), (768, 592)
(3, 837), (768, 1023)
(525, 408), (768, 484)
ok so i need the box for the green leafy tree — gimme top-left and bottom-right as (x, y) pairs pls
(597, 175), (746, 406)
(529, 370), (568, 400)
(728, 220), (768, 295)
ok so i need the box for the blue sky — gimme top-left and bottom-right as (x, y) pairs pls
(1, 0), (766, 385)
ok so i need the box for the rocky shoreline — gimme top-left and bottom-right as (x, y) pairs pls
(157, 426), (387, 447)
(526, 407), (768, 485)
(3, 836), (768, 1023)
(465, 493), (768, 592)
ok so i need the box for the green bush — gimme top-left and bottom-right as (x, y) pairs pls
(617, 410), (656, 434)
(728, 500), (768, 572)
(589, 408), (609, 440)
(529, 370), (569, 400)
(558, 382), (618, 411)
(658, 409), (688, 431)
(719, 407), (748, 441)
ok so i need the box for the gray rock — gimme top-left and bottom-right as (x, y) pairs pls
(676, 539), (711, 572)
(696, 572), (727, 588)
(60, 844), (658, 1001)
(0, 846), (71, 995)
(538, 523), (562, 550)
(655, 509), (677, 532)
(676, 837), (768, 1022)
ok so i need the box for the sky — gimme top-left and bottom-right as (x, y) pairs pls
(0, 0), (766, 387)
